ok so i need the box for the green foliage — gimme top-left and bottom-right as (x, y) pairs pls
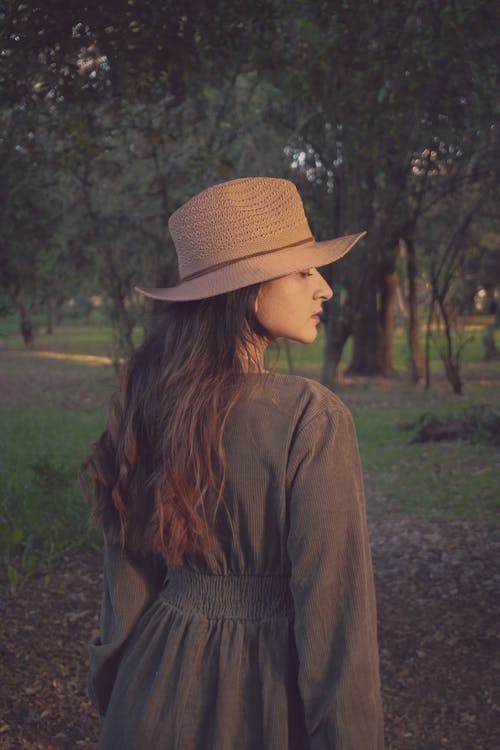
(0, 0), (280, 104)
(0, 409), (103, 594)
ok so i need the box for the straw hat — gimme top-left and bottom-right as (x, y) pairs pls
(135, 177), (365, 301)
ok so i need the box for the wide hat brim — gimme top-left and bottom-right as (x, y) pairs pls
(135, 231), (366, 302)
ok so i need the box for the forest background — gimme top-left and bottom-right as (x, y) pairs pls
(0, 1), (499, 748)
(1, 0), (499, 390)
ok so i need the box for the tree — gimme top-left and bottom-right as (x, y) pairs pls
(2, 0), (498, 379)
(0, 1), (285, 357)
(267, 0), (499, 380)
(399, 237), (425, 382)
(417, 125), (500, 392)
(0, 104), (66, 342)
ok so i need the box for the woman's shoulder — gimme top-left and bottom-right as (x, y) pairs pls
(255, 371), (352, 428)
(227, 372), (356, 458)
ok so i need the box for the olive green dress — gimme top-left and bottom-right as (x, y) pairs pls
(89, 373), (384, 749)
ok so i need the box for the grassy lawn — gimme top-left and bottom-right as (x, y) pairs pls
(1, 318), (499, 589)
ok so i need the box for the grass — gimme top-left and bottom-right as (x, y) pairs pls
(0, 316), (142, 357)
(0, 409), (103, 592)
(3, 314), (499, 367)
(353, 404), (499, 520)
(1, 317), (499, 590)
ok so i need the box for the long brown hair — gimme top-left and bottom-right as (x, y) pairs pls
(80, 284), (267, 564)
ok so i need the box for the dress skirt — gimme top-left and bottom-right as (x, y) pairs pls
(98, 567), (308, 750)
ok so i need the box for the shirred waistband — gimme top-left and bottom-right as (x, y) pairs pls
(160, 567), (294, 621)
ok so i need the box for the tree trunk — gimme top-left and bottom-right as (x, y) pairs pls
(321, 304), (351, 387)
(444, 359), (463, 395)
(346, 231), (385, 375)
(424, 298), (434, 389)
(46, 296), (53, 334)
(346, 281), (383, 375)
(320, 177), (345, 387)
(55, 295), (65, 325)
(110, 299), (136, 367)
(13, 290), (34, 348)
(437, 295), (463, 395)
(403, 237), (425, 382)
(378, 264), (398, 373)
(482, 326), (498, 360)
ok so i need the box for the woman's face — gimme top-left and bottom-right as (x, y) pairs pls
(255, 268), (333, 344)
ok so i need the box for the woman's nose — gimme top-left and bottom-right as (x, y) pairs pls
(314, 270), (333, 301)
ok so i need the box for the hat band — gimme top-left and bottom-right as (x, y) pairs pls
(181, 236), (314, 282)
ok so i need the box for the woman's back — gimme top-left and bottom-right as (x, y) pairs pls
(90, 373), (383, 749)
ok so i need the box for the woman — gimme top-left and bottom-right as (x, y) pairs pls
(81, 177), (384, 749)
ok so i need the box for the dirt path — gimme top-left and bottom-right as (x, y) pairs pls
(372, 519), (499, 750)
(1, 519), (498, 750)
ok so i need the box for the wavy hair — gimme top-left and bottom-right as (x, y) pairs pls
(79, 284), (267, 564)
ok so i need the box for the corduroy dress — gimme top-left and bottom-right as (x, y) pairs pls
(89, 372), (384, 749)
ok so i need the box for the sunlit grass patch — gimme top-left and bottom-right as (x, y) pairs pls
(31, 350), (114, 366)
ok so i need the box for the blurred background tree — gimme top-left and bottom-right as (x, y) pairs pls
(1, 0), (498, 387)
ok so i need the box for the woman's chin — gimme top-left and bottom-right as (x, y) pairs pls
(284, 331), (318, 345)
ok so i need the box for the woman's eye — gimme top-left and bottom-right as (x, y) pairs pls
(300, 270), (314, 278)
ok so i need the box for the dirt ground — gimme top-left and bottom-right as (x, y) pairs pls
(1, 518), (499, 750)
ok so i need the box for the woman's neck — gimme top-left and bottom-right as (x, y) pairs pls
(238, 336), (269, 372)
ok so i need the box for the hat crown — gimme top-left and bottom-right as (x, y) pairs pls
(168, 177), (312, 280)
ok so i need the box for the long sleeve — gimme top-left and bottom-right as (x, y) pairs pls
(286, 400), (384, 749)
(88, 535), (166, 718)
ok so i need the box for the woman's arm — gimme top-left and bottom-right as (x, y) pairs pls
(88, 535), (166, 718)
(287, 401), (384, 749)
